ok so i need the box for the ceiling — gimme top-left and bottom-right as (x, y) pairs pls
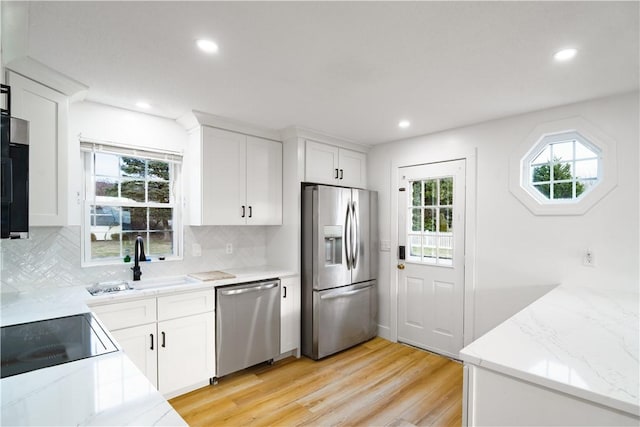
(8, 1), (640, 145)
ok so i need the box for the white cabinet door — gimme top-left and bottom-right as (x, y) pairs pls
(280, 275), (301, 354)
(111, 323), (158, 388)
(201, 126), (247, 225)
(198, 127), (282, 225)
(338, 148), (367, 188)
(157, 312), (215, 395)
(305, 140), (339, 184)
(246, 136), (282, 225)
(7, 72), (68, 226)
(305, 140), (367, 188)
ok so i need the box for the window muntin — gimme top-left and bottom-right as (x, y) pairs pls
(84, 150), (180, 264)
(525, 132), (601, 203)
(528, 135), (600, 201)
(407, 176), (454, 266)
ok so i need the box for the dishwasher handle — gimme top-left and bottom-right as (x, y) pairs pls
(219, 282), (279, 296)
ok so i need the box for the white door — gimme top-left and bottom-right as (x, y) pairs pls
(397, 159), (465, 358)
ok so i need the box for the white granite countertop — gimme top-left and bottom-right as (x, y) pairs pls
(460, 285), (639, 417)
(1, 265), (294, 426)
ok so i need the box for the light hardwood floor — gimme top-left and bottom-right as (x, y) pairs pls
(169, 337), (463, 426)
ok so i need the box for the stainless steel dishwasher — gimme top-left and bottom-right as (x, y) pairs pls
(215, 279), (281, 381)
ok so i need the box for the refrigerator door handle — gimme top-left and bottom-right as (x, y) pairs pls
(352, 201), (359, 269)
(319, 285), (371, 300)
(344, 202), (352, 269)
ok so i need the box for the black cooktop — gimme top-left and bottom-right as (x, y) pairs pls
(1, 313), (118, 379)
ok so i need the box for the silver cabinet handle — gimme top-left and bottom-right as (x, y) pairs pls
(220, 282), (279, 296)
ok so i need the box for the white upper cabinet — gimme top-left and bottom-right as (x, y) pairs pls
(246, 135), (283, 225)
(7, 71), (69, 226)
(187, 126), (282, 226)
(305, 140), (367, 188)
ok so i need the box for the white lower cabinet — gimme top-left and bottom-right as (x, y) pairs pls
(464, 365), (639, 426)
(280, 275), (301, 354)
(157, 312), (215, 395)
(110, 324), (158, 388)
(90, 289), (215, 398)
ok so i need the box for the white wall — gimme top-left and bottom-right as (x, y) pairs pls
(368, 91), (639, 340)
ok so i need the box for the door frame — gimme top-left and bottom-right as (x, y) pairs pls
(389, 148), (477, 350)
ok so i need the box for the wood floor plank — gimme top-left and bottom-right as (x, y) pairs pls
(169, 337), (463, 427)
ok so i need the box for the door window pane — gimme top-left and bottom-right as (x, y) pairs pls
(423, 208), (436, 232)
(424, 179), (437, 206)
(439, 177), (453, 205)
(411, 181), (421, 206)
(409, 235), (422, 260)
(411, 209), (422, 232)
(405, 175), (455, 266)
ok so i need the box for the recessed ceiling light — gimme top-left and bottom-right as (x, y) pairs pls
(398, 120), (411, 129)
(196, 39), (219, 54)
(136, 101), (151, 109)
(553, 48), (578, 62)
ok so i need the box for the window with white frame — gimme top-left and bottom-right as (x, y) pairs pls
(509, 117), (618, 216)
(407, 176), (454, 266)
(526, 131), (600, 202)
(81, 142), (182, 265)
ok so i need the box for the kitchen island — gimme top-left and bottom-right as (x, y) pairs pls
(1, 266), (294, 426)
(460, 285), (639, 426)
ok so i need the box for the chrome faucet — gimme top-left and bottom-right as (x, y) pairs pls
(131, 235), (146, 281)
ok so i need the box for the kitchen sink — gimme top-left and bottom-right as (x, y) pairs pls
(87, 276), (199, 296)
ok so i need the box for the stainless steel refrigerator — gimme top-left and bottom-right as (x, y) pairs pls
(302, 184), (378, 360)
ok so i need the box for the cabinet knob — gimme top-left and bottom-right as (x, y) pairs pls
(397, 263), (405, 270)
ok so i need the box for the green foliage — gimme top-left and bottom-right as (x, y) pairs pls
(532, 158), (585, 199)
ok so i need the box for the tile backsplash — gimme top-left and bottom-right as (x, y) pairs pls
(0, 226), (268, 293)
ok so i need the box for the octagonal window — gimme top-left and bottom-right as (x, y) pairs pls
(509, 117), (617, 216)
(527, 132), (601, 202)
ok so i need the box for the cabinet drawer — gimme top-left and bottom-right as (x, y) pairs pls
(91, 298), (157, 330)
(158, 289), (215, 321)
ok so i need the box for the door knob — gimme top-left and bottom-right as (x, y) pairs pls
(397, 263), (405, 270)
